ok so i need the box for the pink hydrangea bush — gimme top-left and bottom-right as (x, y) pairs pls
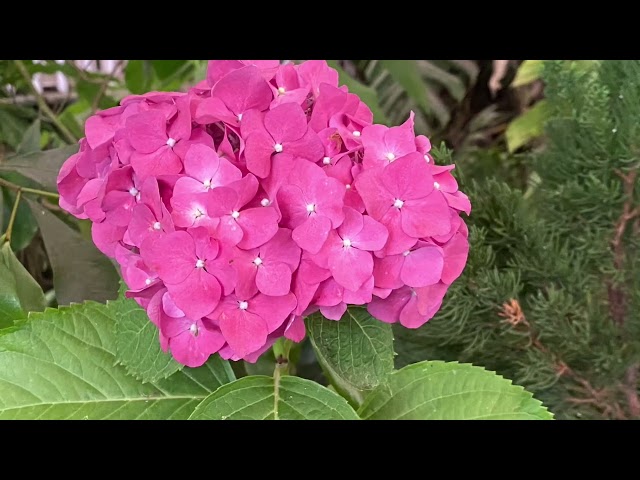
(57, 60), (471, 367)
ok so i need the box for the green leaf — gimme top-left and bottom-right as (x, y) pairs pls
(1, 184), (38, 251)
(327, 60), (388, 125)
(506, 100), (550, 153)
(358, 361), (554, 420)
(512, 60), (544, 88)
(0, 145), (79, 191)
(151, 60), (188, 80)
(125, 60), (155, 94)
(114, 293), (182, 383)
(189, 375), (360, 420)
(27, 200), (120, 305)
(0, 241), (45, 326)
(0, 300), (235, 419)
(306, 308), (394, 407)
(0, 104), (33, 150)
(380, 60), (430, 112)
(16, 119), (41, 154)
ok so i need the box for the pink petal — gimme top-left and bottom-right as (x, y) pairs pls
(215, 216), (244, 246)
(337, 206), (364, 239)
(292, 215), (332, 254)
(284, 314), (306, 342)
(367, 286), (412, 324)
(212, 65), (273, 116)
(399, 294), (429, 329)
(91, 221), (126, 258)
(401, 193), (452, 238)
(232, 249), (260, 300)
(167, 269), (221, 319)
(237, 206), (279, 249)
(219, 307), (268, 358)
(277, 185), (308, 229)
(444, 191), (472, 215)
(329, 246), (373, 292)
(416, 282), (448, 318)
(128, 203), (162, 247)
(256, 262), (292, 296)
(342, 275), (374, 304)
(194, 96), (234, 125)
(183, 143), (219, 182)
(168, 323), (225, 368)
(126, 110), (167, 153)
(130, 147), (182, 180)
(379, 208), (418, 256)
(205, 186), (238, 216)
(248, 293), (297, 333)
(352, 215), (389, 251)
(260, 228), (301, 268)
(284, 130), (324, 163)
(354, 168), (393, 221)
(372, 255), (404, 289)
(140, 231), (195, 284)
(244, 131), (275, 178)
(441, 231), (469, 284)
(264, 102), (308, 142)
(382, 152), (434, 200)
(320, 303), (347, 320)
(401, 246), (444, 287)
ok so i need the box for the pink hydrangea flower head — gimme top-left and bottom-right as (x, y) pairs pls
(56, 59), (471, 368)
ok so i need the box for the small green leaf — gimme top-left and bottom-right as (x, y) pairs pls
(0, 145), (78, 191)
(306, 308), (394, 407)
(27, 200), (120, 306)
(0, 104), (33, 150)
(114, 293), (183, 383)
(0, 241), (46, 327)
(125, 60), (155, 94)
(506, 100), (550, 153)
(0, 299), (235, 419)
(16, 119), (41, 154)
(151, 60), (188, 80)
(327, 60), (388, 125)
(512, 60), (544, 88)
(189, 375), (360, 420)
(380, 60), (430, 112)
(358, 361), (554, 420)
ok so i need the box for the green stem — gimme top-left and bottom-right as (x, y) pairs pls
(0, 177), (59, 199)
(272, 338), (294, 377)
(4, 189), (22, 243)
(14, 60), (78, 144)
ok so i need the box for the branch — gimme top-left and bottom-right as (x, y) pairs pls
(13, 60), (78, 144)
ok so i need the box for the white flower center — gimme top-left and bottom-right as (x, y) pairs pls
(322, 156), (331, 165)
(203, 179), (212, 189)
(238, 301), (249, 310)
(153, 222), (162, 230)
(194, 207), (205, 219)
(352, 130), (361, 137)
(129, 187), (139, 197)
(403, 250), (411, 257)
(386, 152), (395, 161)
(434, 181), (440, 190)
(231, 210), (240, 219)
(342, 238), (352, 248)
(253, 257), (263, 266)
(195, 259), (205, 269)
(424, 154), (430, 163)
(189, 323), (199, 336)
(345, 184), (351, 190)
(260, 198), (271, 207)
(274, 143), (283, 153)
(393, 198), (404, 209)
(145, 278), (153, 285)
(237, 113), (243, 122)
(306, 203), (316, 213)
(166, 138), (176, 148)
(278, 87), (286, 95)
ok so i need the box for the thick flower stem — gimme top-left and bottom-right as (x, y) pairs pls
(272, 338), (294, 377)
(4, 189), (22, 243)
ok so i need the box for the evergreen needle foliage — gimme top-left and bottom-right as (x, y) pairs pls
(395, 60), (640, 420)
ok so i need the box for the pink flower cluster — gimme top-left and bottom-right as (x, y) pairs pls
(57, 60), (470, 367)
